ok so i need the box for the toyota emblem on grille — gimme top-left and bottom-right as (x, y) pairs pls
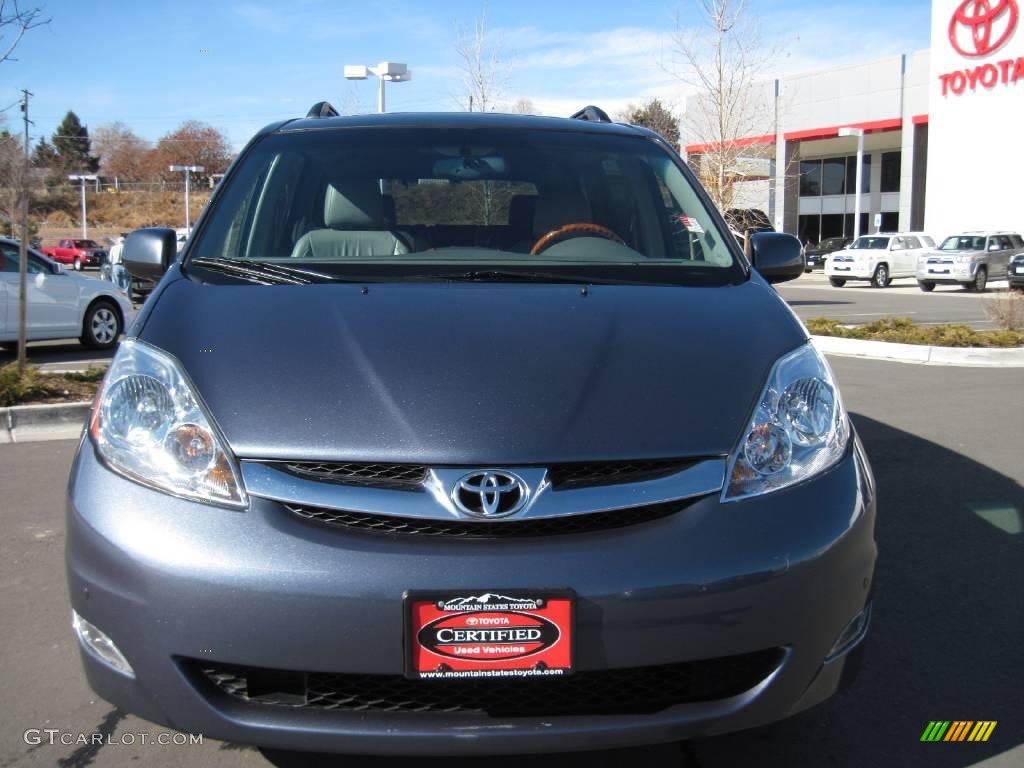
(452, 471), (529, 518)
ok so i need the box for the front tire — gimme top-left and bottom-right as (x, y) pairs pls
(80, 301), (122, 350)
(918, 281), (936, 292)
(73, 257), (82, 271)
(829, 277), (846, 287)
(971, 267), (988, 293)
(871, 264), (889, 288)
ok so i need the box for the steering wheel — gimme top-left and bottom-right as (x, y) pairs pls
(530, 223), (625, 256)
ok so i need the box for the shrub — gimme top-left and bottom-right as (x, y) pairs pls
(0, 363), (50, 407)
(805, 316), (1024, 347)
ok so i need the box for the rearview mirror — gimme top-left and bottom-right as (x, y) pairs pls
(750, 232), (804, 284)
(124, 227), (176, 280)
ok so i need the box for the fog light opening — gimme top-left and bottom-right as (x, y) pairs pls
(826, 602), (871, 661)
(72, 610), (135, 678)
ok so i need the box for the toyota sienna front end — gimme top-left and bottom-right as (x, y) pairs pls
(66, 108), (876, 756)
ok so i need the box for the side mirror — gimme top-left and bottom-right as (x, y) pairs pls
(750, 232), (804, 284)
(52, 261), (66, 275)
(124, 227), (176, 280)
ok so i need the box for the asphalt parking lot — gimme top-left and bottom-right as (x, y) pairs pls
(777, 270), (1011, 329)
(1, 356), (1021, 768)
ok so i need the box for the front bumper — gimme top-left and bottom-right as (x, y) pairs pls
(825, 263), (873, 280)
(66, 434), (876, 755)
(917, 263), (975, 284)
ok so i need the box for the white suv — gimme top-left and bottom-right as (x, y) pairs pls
(825, 232), (935, 288)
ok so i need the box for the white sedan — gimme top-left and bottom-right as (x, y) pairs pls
(0, 237), (134, 350)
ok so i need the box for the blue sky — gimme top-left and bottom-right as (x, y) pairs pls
(1, 0), (932, 151)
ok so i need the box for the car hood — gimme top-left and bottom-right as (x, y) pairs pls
(137, 275), (807, 463)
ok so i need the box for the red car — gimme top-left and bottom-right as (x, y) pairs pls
(41, 238), (108, 270)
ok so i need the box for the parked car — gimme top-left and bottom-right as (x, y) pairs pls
(0, 237), (132, 349)
(40, 238), (108, 271)
(67, 107), (875, 756)
(825, 232), (933, 288)
(1008, 251), (1024, 291)
(804, 237), (851, 271)
(917, 231), (1024, 292)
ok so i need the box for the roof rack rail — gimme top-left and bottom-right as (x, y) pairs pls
(306, 101), (340, 119)
(570, 105), (612, 123)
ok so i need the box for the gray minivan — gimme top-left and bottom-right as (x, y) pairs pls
(66, 107), (876, 756)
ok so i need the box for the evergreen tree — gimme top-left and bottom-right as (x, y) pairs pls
(51, 111), (99, 173)
(628, 99), (680, 150)
(31, 137), (58, 168)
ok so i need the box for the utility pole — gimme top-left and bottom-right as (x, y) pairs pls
(17, 89), (32, 377)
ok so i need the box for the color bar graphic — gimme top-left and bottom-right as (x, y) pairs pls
(921, 721), (996, 742)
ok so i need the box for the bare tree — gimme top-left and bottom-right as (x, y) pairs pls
(0, 127), (28, 233)
(671, 0), (777, 214)
(0, 1), (49, 64)
(143, 120), (233, 180)
(93, 122), (149, 183)
(453, 7), (508, 112)
(510, 97), (535, 115)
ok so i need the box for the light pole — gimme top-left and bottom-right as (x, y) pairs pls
(67, 174), (98, 239)
(838, 127), (865, 239)
(169, 165), (205, 232)
(343, 62), (412, 113)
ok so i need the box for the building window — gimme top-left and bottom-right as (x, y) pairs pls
(820, 214), (845, 239)
(881, 152), (901, 193)
(821, 158), (846, 196)
(799, 160), (822, 197)
(879, 212), (899, 231)
(845, 155), (871, 194)
(798, 214), (821, 244)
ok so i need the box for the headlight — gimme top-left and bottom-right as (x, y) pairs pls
(723, 343), (849, 501)
(89, 339), (246, 507)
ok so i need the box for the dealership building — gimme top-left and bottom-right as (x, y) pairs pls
(681, 0), (1024, 243)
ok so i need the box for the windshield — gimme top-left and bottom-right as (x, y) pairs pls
(819, 238), (846, 250)
(939, 235), (985, 251)
(849, 236), (889, 250)
(187, 127), (743, 286)
(75, 240), (99, 248)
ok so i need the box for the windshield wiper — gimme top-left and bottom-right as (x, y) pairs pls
(189, 257), (361, 285)
(406, 269), (658, 286)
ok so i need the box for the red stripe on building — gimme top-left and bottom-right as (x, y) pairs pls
(912, 114), (929, 125)
(684, 134), (777, 154)
(782, 118), (903, 141)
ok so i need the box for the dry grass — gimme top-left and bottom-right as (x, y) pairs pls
(805, 316), (1024, 348)
(34, 189), (212, 245)
(984, 290), (1024, 331)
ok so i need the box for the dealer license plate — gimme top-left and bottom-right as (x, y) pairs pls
(930, 269), (950, 274)
(834, 266), (850, 271)
(406, 591), (574, 680)
(1015, 266), (1024, 274)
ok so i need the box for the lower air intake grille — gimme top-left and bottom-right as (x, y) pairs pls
(284, 497), (701, 538)
(193, 649), (783, 717)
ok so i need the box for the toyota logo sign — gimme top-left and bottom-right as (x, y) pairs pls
(451, 470), (529, 518)
(949, 0), (1019, 57)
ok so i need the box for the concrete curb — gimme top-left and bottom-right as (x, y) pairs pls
(0, 402), (89, 444)
(811, 335), (1024, 367)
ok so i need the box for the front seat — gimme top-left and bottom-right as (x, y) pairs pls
(291, 180), (410, 259)
(508, 189), (591, 252)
